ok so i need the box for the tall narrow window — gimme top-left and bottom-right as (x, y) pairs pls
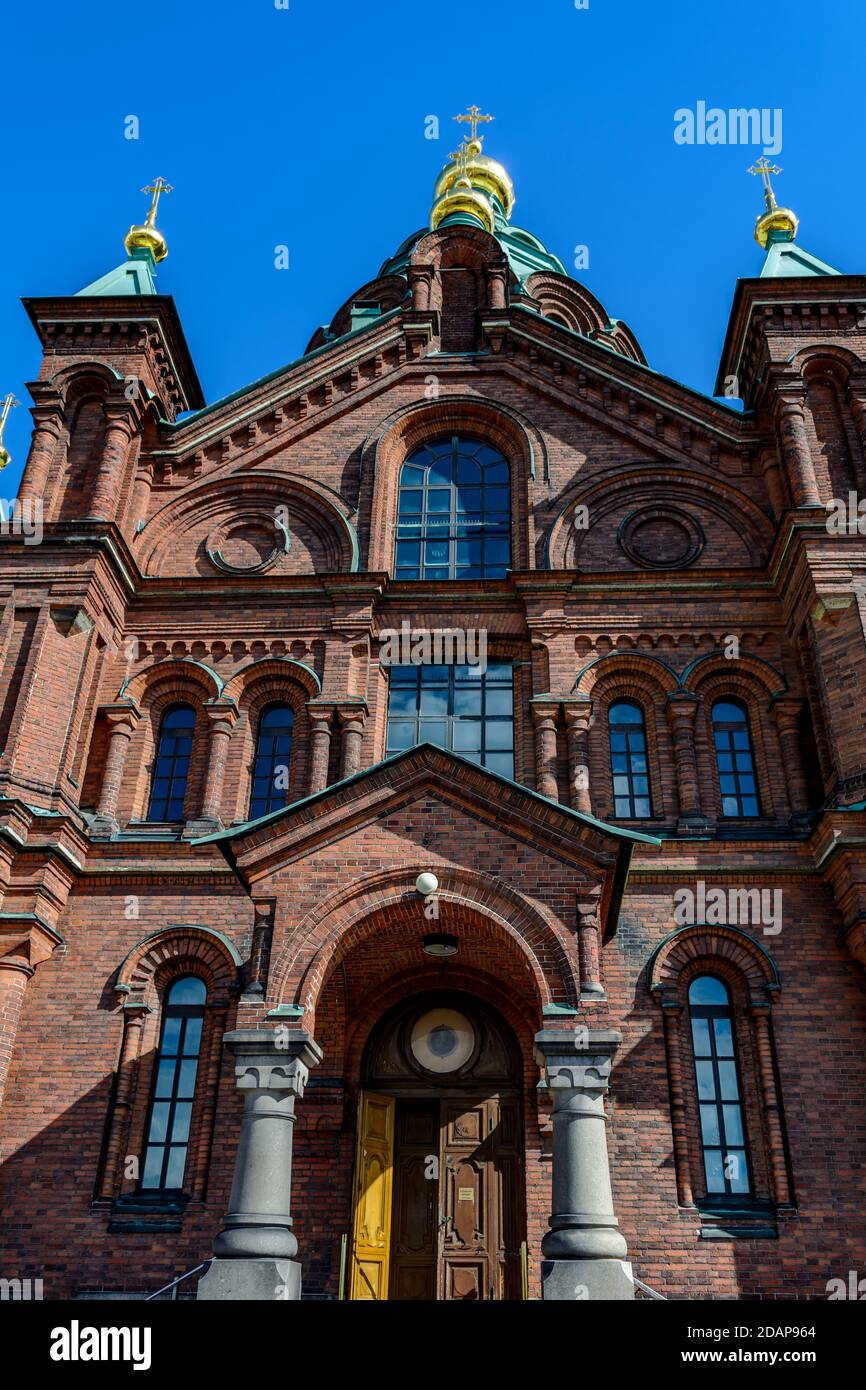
(140, 976), (206, 1192)
(249, 704), (294, 818)
(386, 663), (514, 777)
(609, 700), (651, 818)
(148, 704), (196, 822)
(712, 699), (759, 817)
(395, 436), (511, 580)
(688, 975), (751, 1197)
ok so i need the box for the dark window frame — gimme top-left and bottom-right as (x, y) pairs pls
(139, 976), (207, 1194)
(148, 704), (196, 823)
(248, 703), (295, 819)
(608, 699), (652, 819)
(711, 698), (760, 818)
(385, 663), (514, 778)
(688, 974), (752, 1199)
(395, 435), (512, 581)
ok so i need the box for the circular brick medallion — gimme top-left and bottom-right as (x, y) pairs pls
(618, 506), (704, 569)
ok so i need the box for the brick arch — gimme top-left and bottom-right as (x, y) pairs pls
(364, 396), (545, 572)
(681, 651), (787, 698)
(269, 865), (579, 1024)
(582, 658), (679, 822)
(409, 224), (504, 274)
(222, 660), (318, 821)
(119, 656), (223, 705)
(648, 921), (780, 1005)
(117, 664), (219, 824)
(115, 924), (242, 1008)
(523, 272), (610, 338)
(544, 469), (773, 572)
(684, 665), (783, 821)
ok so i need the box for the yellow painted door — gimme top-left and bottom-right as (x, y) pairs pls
(349, 1092), (395, 1300)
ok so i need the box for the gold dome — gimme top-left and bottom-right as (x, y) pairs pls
(754, 205), (799, 248)
(124, 177), (172, 264)
(433, 151), (515, 220)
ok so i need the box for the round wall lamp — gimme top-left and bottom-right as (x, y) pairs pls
(415, 871), (439, 896)
(422, 933), (459, 958)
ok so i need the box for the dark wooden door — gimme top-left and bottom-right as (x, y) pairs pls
(439, 1095), (523, 1301)
(388, 1101), (438, 1300)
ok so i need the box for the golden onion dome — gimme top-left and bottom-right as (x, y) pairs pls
(430, 108), (515, 234)
(124, 177), (172, 264)
(433, 150), (515, 220)
(754, 205), (799, 248)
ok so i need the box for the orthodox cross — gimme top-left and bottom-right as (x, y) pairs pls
(748, 158), (782, 212)
(454, 105), (493, 143)
(140, 177), (173, 226)
(0, 393), (18, 469)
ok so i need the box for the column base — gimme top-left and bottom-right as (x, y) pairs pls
(89, 814), (119, 841)
(542, 1258), (635, 1302)
(183, 816), (223, 838)
(675, 814), (713, 836)
(197, 1257), (302, 1301)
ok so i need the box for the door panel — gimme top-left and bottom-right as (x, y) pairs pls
(389, 1101), (438, 1300)
(349, 1092), (394, 1300)
(439, 1096), (523, 1301)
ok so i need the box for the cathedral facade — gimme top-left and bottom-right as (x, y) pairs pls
(1, 123), (865, 1302)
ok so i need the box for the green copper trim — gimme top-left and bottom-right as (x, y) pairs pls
(76, 247), (159, 298)
(760, 230), (841, 279)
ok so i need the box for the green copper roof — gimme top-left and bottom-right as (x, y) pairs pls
(76, 246), (159, 297)
(760, 228), (840, 279)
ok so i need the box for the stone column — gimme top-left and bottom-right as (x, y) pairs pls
(769, 696), (809, 818)
(198, 1029), (322, 1301)
(576, 890), (604, 996)
(307, 702), (334, 794)
(531, 699), (560, 801)
(665, 691), (710, 833)
(485, 263), (508, 311)
(98, 999), (151, 1199)
(775, 396), (821, 508)
(408, 264), (433, 312)
(337, 700), (368, 779)
(17, 402), (63, 507)
(91, 701), (141, 839)
(533, 1029), (634, 1301)
(191, 699), (239, 832)
(88, 405), (135, 522)
(563, 699), (593, 815)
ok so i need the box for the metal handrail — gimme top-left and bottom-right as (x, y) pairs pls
(145, 1260), (211, 1301)
(633, 1274), (667, 1301)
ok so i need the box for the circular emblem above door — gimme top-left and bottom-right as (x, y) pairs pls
(410, 1008), (476, 1074)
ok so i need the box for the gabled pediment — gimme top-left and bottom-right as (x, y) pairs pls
(195, 744), (658, 938)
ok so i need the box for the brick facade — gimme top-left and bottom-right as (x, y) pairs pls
(1, 179), (866, 1302)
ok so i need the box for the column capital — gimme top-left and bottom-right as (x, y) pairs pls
(224, 1028), (323, 1098)
(534, 1027), (622, 1086)
(665, 688), (700, 720)
(103, 700), (142, 734)
(530, 697), (560, 725)
(334, 698), (369, 726)
(769, 694), (804, 729)
(305, 699), (336, 726)
(203, 697), (239, 731)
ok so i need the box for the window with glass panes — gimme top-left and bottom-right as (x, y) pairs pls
(148, 704), (195, 822)
(386, 664), (514, 777)
(249, 704), (294, 818)
(395, 436), (511, 580)
(609, 700), (652, 818)
(712, 699), (759, 817)
(140, 976), (206, 1192)
(688, 975), (751, 1197)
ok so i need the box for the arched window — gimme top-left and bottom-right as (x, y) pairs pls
(148, 704), (196, 822)
(249, 703), (295, 818)
(688, 975), (751, 1197)
(395, 436), (511, 580)
(609, 700), (651, 818)
(712, 699), (759, 817)
(140, 975), (207, 1192)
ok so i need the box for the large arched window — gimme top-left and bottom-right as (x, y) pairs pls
(140, 975), (207, 1192)
(609, 700), (651, 818)
(148, 704), (196, 822)
(395, 436), (511, 580)
(249, 703), (295, 818)
(712, 699), (759, 817)
(688, 975), (751, 1197)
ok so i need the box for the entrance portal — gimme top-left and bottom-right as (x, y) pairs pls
(349, 993), (526, 1301)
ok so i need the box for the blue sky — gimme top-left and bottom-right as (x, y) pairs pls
(1, 0), (863, 496)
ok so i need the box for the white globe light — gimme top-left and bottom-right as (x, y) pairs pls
(415, 871), (439, 896)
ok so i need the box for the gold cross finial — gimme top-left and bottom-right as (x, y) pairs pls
(448, 143), (471, 180)
(0, 394), (19, 470)
(140, 176), (173, 227)
(748, 158), (782, 212)
(454, 105), (494, 143)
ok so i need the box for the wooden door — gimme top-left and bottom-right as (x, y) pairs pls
(439, 1095), (523, 1301)
(349, 1092), (394, 1300)
(388, 1101), (438, 1300)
